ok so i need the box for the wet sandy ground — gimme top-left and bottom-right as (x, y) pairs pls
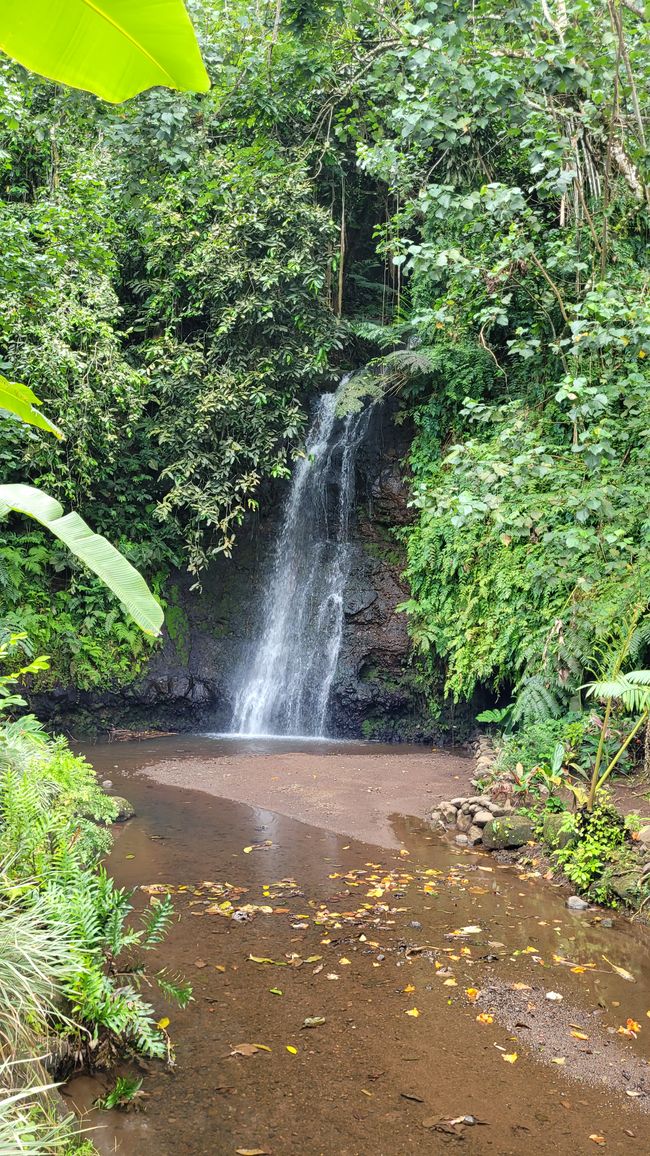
(66, 738), (650, 1155)
(94, 733), (475, 847)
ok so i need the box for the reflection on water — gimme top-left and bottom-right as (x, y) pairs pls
(66, 738), (650, 1156)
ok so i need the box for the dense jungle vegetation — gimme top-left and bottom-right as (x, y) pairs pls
(0, 1), (649, 1147)
(0, 0), (647, 711)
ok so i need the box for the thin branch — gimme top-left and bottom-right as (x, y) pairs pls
(529, 255), (570, 325)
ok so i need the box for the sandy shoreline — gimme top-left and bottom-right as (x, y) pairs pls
(134, 744), (474, 847)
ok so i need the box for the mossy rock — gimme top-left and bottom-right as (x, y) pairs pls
(542, 811), (576, 850)
(482, 814), (535, 850)
(110, 796), (136, 823)
(606, 869), (642, 905)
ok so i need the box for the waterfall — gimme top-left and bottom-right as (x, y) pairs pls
(230, 384), (372, 737)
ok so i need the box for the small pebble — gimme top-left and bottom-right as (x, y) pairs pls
(102, 779), (113, 789)
(409, 920), (422, 930)
(566, 895), (589, 911)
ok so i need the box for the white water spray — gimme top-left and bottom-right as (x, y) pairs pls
(230, 385), (371, 737)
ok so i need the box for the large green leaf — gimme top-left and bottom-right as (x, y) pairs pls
(0, 373), (63, 439)
(0, 484), (163, 635)
(0, 0), (210, 103)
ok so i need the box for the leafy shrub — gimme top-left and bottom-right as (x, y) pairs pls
(555, 801), (628, 896)
(0, 710), (190, 1150)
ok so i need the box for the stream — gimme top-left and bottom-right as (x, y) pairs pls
(66, 736), (650, 1155)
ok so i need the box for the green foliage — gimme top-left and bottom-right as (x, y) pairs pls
(555, 800), (630, 900)
(0, 714), (190, 1078)
(0, 485), (163, 635)
(354, 0), (650, 750)
(95, 1076), (143, 1111)
(0, 0), (209, 103)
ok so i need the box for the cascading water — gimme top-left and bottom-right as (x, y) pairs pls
(230, 384), (372, 737)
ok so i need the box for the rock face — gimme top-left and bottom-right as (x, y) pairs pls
(29, 404), (470, 742)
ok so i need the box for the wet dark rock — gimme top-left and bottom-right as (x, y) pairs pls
(27, 405), (475, 743)
(481, 815), (535, 850)
(566, 895), (590, 911)
(111, 796), (136, 823)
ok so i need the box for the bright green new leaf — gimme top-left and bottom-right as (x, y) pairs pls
(0, 484), (163, 635)
(0, 0), (210, 103)
(0, 374), (62, 439)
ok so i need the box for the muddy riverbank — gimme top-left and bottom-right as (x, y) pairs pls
(67, 738), (650, 1155)
(90, 733), (474, 847)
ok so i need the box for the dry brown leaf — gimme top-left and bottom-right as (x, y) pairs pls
(230, 1043), (271, 1057)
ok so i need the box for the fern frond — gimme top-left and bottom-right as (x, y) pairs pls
(140, 895), (174, 948)
(511, 675), (562, 725)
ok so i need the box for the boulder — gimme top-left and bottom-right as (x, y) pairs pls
(438, 801), (458, 825)
(472, 809), (493, 827)
(608, 869), (642, 906)
(111, 796), (136, 823)
(482, 815), (535, 850)
(542, 811), (576, 850)
(456, 812), (473, 833)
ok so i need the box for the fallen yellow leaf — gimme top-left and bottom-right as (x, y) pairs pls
(286, 1045), (298, 1054)
(403, 984), (416, 994)
(589, 1136), (606, 1146)
(465, 988), (479, 1002)
(570, 1030), (589, 1041)
(476, 1013), (493, 1025)
(405, 1007), (420, 1017)
(243, 846), (253, 854)
(551, 1057), (566, 1065)
(502, 1053), (518, 1064)
(156, 1017), (170, 1030)
(339, 957), (351, 966)
(443, 978), (457, 987)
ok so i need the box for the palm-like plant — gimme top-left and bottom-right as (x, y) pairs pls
(582, 608), (650, 810)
